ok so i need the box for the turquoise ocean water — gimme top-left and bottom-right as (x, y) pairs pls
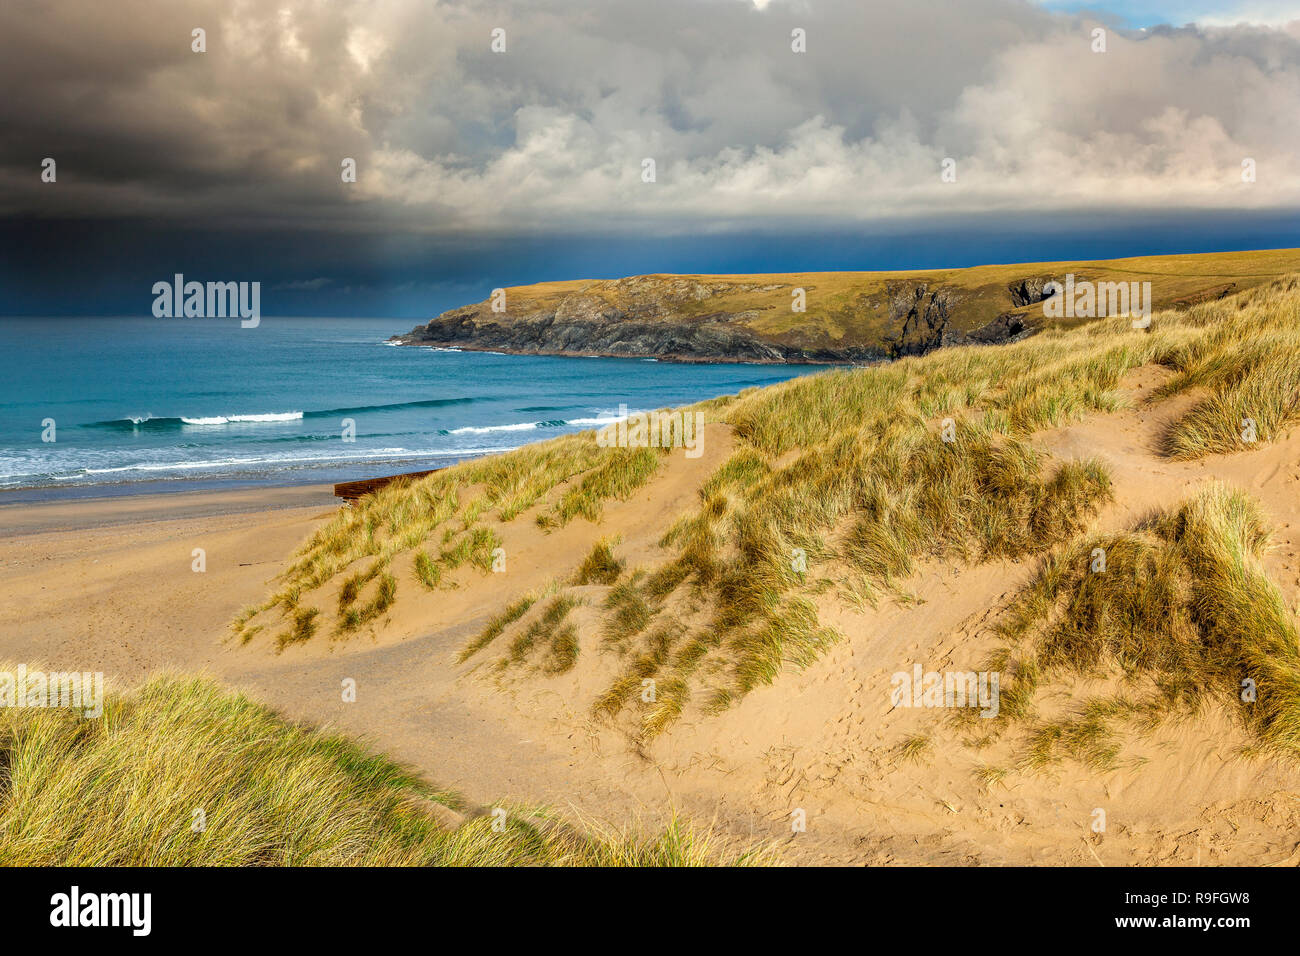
(0, 316), (830, 499)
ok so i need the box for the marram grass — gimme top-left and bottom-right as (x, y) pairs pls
(0, 668), (773, 867)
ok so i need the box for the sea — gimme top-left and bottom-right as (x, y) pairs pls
(0, 316), (831, 500)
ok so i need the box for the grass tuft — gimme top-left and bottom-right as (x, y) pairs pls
(573, 539), (625, 586)
(460, 593), (538, 663)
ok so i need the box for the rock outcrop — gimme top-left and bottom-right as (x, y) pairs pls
(884, 283), (959, 356)
(1007, 277), (1061, 307)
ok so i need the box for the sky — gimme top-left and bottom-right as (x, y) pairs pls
(2, 0), (1299, 317)
(1041, 1), (1300, 27)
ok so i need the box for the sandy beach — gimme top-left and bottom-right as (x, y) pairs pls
(0, 484), (338, 680)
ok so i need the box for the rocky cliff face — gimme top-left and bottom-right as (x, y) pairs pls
(885, 283), (958, 356)
(1007, 277), (1060, 308)
(404, 307), (806, 362)
(392, 274), (1041, 364)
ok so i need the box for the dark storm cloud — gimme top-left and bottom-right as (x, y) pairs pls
(3, 0), (1300, 235)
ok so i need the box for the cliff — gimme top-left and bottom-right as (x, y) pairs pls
(391, 250), (1300, 363)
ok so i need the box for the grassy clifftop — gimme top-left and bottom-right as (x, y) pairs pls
(394, 248), (1300, 362)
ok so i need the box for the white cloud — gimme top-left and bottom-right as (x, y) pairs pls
(3, 0), (1299, 234)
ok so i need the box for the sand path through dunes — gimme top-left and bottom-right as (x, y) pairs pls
(4, 377), (1300, 864)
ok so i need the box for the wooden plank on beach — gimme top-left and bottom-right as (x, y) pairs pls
(333, 469), (439, 502)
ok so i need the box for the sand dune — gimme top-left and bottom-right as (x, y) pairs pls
(4, 362), (1300, 865)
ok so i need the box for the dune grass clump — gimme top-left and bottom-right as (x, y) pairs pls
(593, 621), (699, 730)
(898, 734), (932, 764)
(504, 595), (582, 672)
(1166, 349), (1300, 458)
(1022, 698), (1132, 772)
(281, 606), (319, 649)
(440, 526), (502, 573)
(413, 550), (442, 589)
(539, 447), (663, 528)
(573, 538), (625, 585)
(0, 670), (770, 867)
(459, 593), (539, 663)
(727, 597), (840, 697)
(989, 483), (1300, 766)
(602, 577), (655, 648)
(840, 428), (1112, 583)
(335, 569), (397, 635)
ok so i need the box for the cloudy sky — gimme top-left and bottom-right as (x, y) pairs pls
(3, 0), (1299, 316)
